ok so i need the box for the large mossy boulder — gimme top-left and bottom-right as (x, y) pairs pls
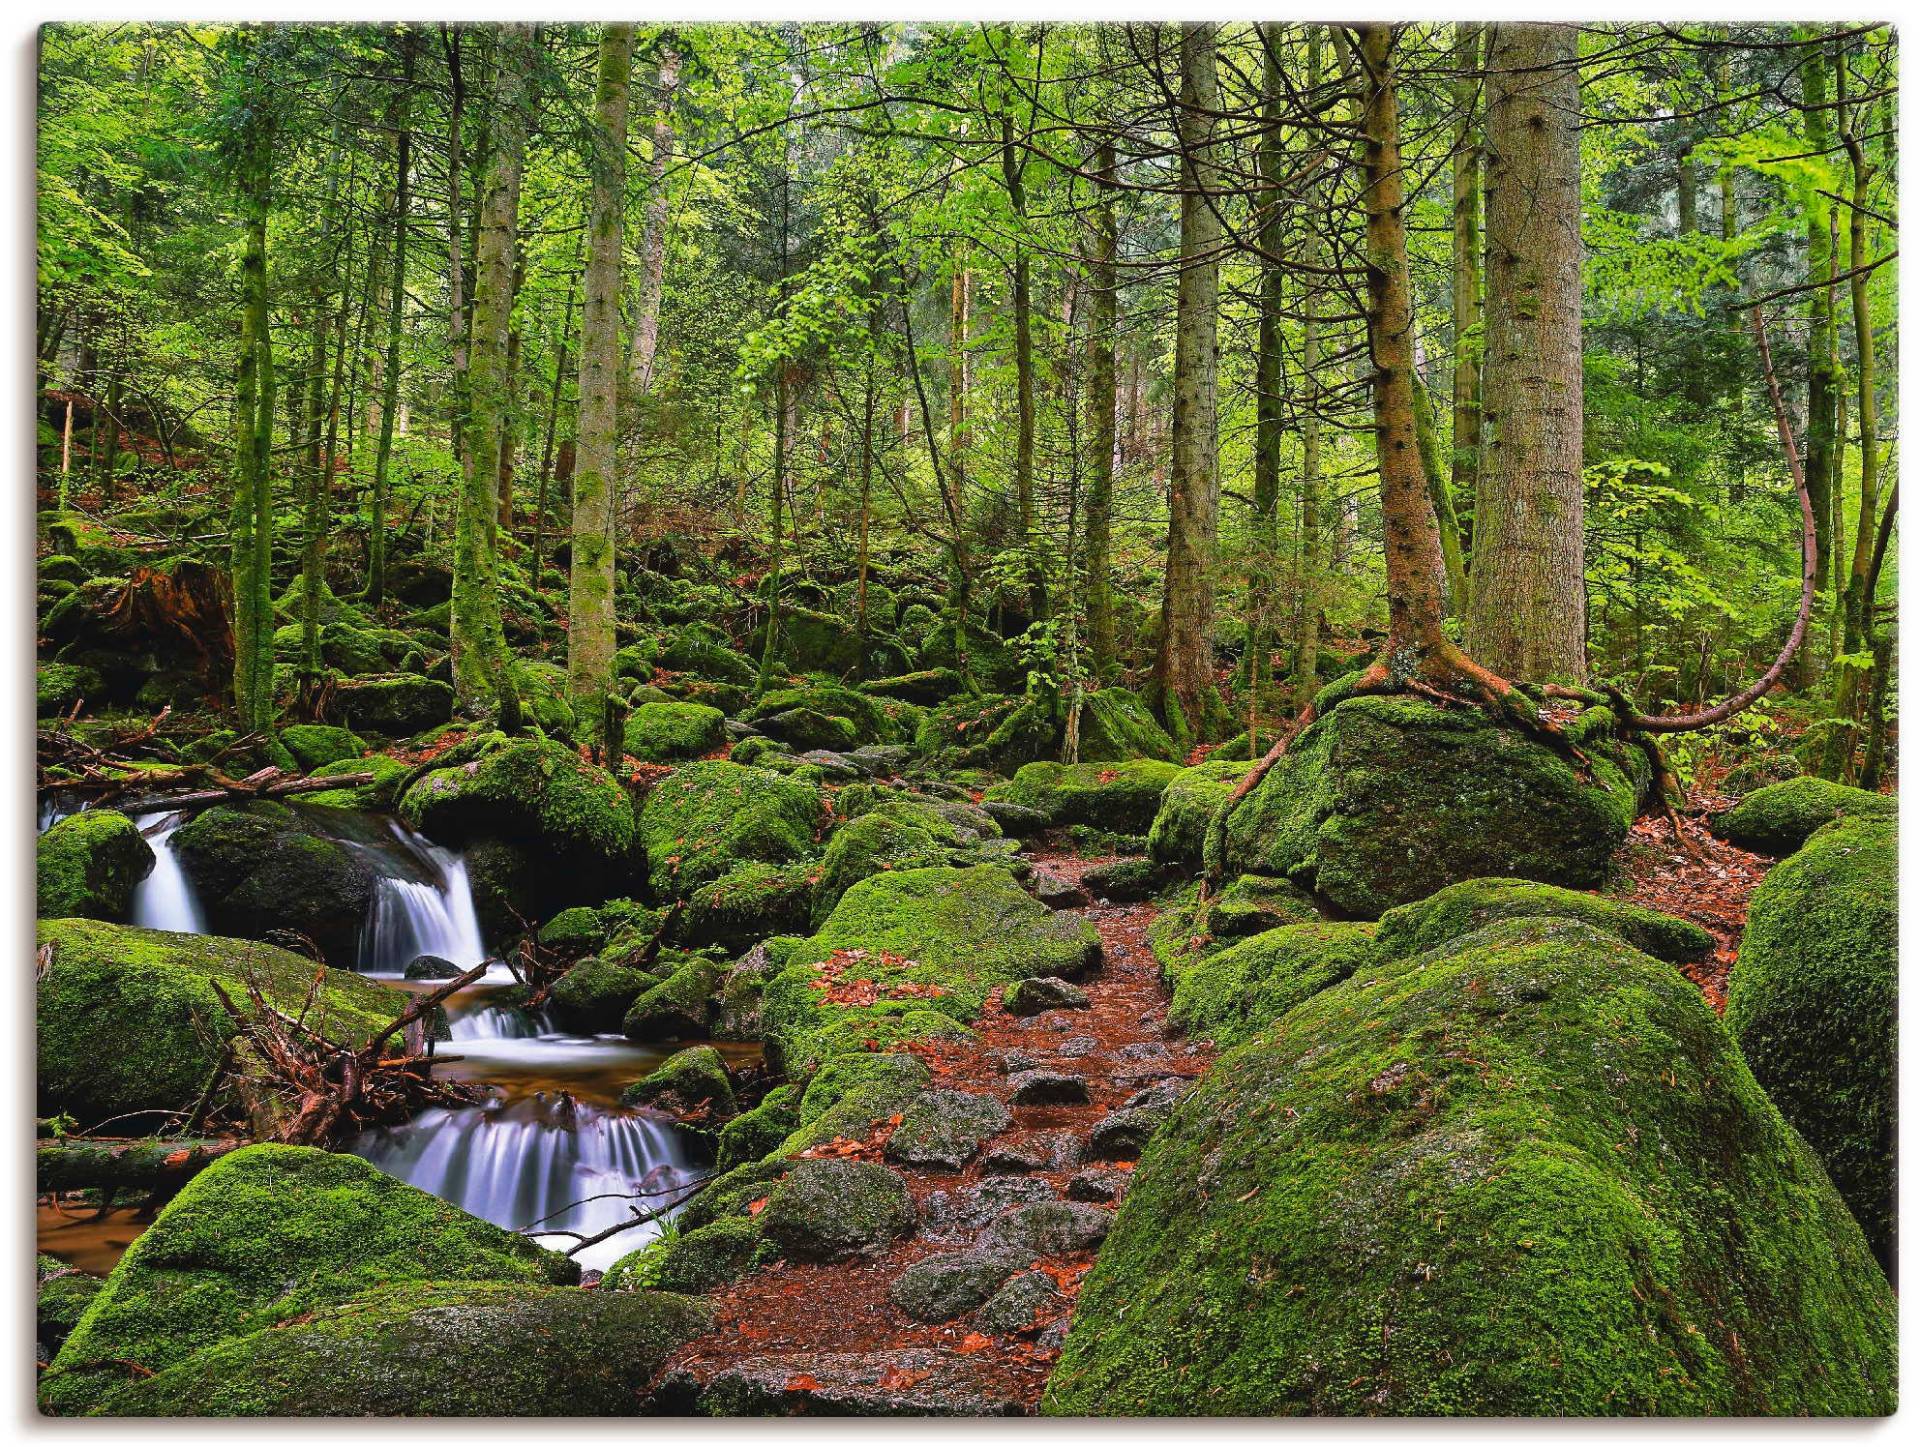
(172, 801), (376, 962)
(813, 811), (953, 922)
(36, 919), (407, 1126)
(331, 674), (455, 735)
(757, 1158), (916, 1262)
(89, 1281), (711, 1417)
(399, 734), (637, 914)
(761, 865), (1099, 1076)
(37, 809), (153, 920)
(623, 700), (727, 763)
(679, 861), (815, 950)
(1043, 918), (1896, 1416)
(40, 1144), (580, 1415)
(1726, 813), (1896, 1273)
(1709, 776), (1894, 856)
(278, 723), (366, 772)
(1147, 759), (1251, 865)
(984, 759), (1183, 835)
(658, 621), (756, 685)
(1214, 696), (1645, 918)
(637, 760), (821, 897)
(1373, 877), (1712, 965)
(1168, 921), (1377, 1051)
(1076, 687), (1180, 763)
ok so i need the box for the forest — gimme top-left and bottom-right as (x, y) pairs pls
(33, 18), (1898, 1418)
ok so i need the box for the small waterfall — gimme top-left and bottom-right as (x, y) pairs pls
(344, 818), (490, 976)
(449, 1004), (544, 1042)
(353, 1096), (697, 1272)
(128, 811), (208, 934)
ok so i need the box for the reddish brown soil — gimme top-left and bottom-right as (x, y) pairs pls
(659, 845), (1214, 1411)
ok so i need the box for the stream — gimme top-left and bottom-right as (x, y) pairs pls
(39, 798), (708, 1275)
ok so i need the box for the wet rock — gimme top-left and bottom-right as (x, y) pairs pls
(1066, 1168), (1133, 1204)
(1086, 1082), (1188, 1163)
(622, 957), (722, 1042)
(622, 1044), (736, 1118)
(758, 1159), (915, 1263)
(1008, 1069), (1090, 1107)
(979, 1201), (1111, 1258)
(1028, 869), (1091, 910)
(1002, 977), (1090, 1017)
(172, 801), (376, 963)
(976, 1270), (1062, 1335)
(980, 800), (1049, 836)
(884, 1090), (1011, 1172)
(332, 674), (454, 735)
(977, 1139), (1055, 1176)
(889, 1251), (1021, 1322)
(403, 953), (460, 980)
(696, 1348), (1024, 1416)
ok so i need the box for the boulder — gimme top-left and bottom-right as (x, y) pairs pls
(976, 1270), (1063, 1335)
(1727, 813), (1896, 1272)
(332, 674), (454, 735)
(36, 1256), (102, 1361)
(1147, 759), (1252, 865)
(1373, 876), (1712, 965)
(715, 1084), (802, 1170)
(1214, 696), (1646, 917)
(40, 1145), (578, 1415)
(813, 812), (952, 921)
(1007, 1070), (1091, 1107)
(1043, 917), (1896, 1416)
(1002, 976), (1090, 1017)
(173, 801), (375, 962)
(277, 723), (365, 771)
(890, 1252), (1021, 1323)
(979, 1200), (1111, 1257)
(680, 862), (815, 951)
(623, 701), (727, 763)
(692, 1348), (1023, 1417)
(748, 682), (899, 749)
(1709, 776), (1894, 856)
(37, 660), (104, 716)
(37, 809), (153, 920)
(403, 953), (460, 980)
(757, 1159), (915, 1262)
(1079, 858), (1168, 903)
(985, 759), (1182, 835)
(605, 1216), (765, 1295)
(883, 1090), (1012, 1171)
(548, 956), (660, 1033)
(622, 956), (723, 1042)
(623, 1044), (736, 1117)
(37, 919), (406, 1126)
(1168, 921), (1378, 1051)
(657, 622), (756, 685)
(1075, 687), (1180, 763)
(637, 761), (821, 897)
(1147, 877), (1320, 979)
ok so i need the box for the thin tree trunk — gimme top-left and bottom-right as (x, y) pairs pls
(1001, 110), (1043, 621)
(1464, 22), (1587, 684)
(1083, 137), (1119, 682)
(1248, 23), (1287, 752)
(533, 269), (578, 589)
(1450, 22), (1483, 563)
(228, 47), (276, 734)
(947, 252), (973, 682)
(366, 28), (415, 607)
(1292, 29), (1328, 712)
(442, 24), (469, 470)
(628, 42), (679, 395)
(567, 21), (634, 748)
(1800, 26), (1839, 622)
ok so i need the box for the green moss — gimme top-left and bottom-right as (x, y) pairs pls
(37, 1256), (103, 1358)
(623, 1044), (736, 1115)
(716, 1084), (802, 1169)
(1169, 921), (1377, 1050)
(1147, 877), (1321, 980)
(751, 680), (897, 744)
(813, 812), (950, 922)
(1726, 814), (1896, 1271)
(1147, 759), (1250, 865)
(762, 866), (1098, 1075)
(1375, 877), (1712, 965)
(399, 733), (636, 879)
(37, 919), (406, 1126)
(69, 1281), (710, 1417)
(41, 1145), (577, 1414)
(537, 904), (608, 955)
(757, 1158), (914, 1262)
(915, 691), (1055, 772)
(298, 753), (408, 810)
(604, 1217), (766, 1296)
(624, 700), (727, 763)
(173, 801), (374, 961)
(278, 724), (365, 771)
(1044, 918), (1896, 1416)
(1215, 695), (1645, 918)
(637, 760), (821, 897)
(507, 660), (575, 734)
(659, 622), (757, 685)
(548, 955), (661, 1033)
(38, 660), (104, 716)
(331, 674), (455, 736)
(985, 759), (1183, 834)
(863, 668), (964, 705)
(622, 956), (722, 1041)
(37, 809), (152, 920)
(1077, 687), (1181, 762)
(681, 861), (816, 950)
(1709, 776), (1894, 856)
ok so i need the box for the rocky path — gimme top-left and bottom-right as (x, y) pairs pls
(654, 846), (1216, 1416)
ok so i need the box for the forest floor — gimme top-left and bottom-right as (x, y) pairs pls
(655, 846), (1216, 1415)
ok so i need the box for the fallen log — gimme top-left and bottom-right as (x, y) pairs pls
(37, 1136), (245, 1195)
(48, 764), (376, 816)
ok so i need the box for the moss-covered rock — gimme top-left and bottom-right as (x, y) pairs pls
(37, 1256), (103, 1360)
(37, 809), (152, 920)
(66, 1281), (709, 1417)
(1147, 759), (1250, 865)
(716, 1084), (802, 1169)
(1708, 776), (1894, 856)
(331, 674), (455, 735)
(1215, 696), (1646, 918)
(749, 681), (898, 747)
(399, 733), (637, 906)
(915, 691), (1055, 772)
(813, 811), (953, 921)
(278, 723), (366, 772)
(623, 1044), (736, 1116)
(1076, 686), (1181, 763)
(37, 919), (407, 1126)
(863, 668), (964, 705)
(1169, 921), (1377, 1050)
(299, 753), (409, 810)
(40, 1144), (578, 1414)
(604, 1217), (767, 1296)
(772, 1051), (935, 1156)
(622, 956), (722, 1042)
(658, 622), (757, 685)
(1147, 876), (1321, 980)
(637, 760), (821, 897)
(37, 660), (104, 716)
(537, 904), (609, 956)
(763, 866), (1099, 1075)
(1374, 877), (1712, 965)
(883, 1089), (1012, 1171)
(985, 759), (1183, 835)
(758, 1159), (915, 1262)
(1727, 813), (1896, 1272)
(173, 801), (375, 962)
(623, 701), (727, 763)
(548, 955), (662, 1034)
(680, 861), (815, 951)
(1043, 918), (1896, 1416)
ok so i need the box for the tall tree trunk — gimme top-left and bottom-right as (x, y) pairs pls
(1247, 23), (1288, 752)
(1002, 111), (1044, 621)
(1800, 26), (1839, 623)
(568, 22), (634, 748)
(442, 24), (469, 470)
(1292, 28), (1329, 714)
(228, 48), (276, 734)
(497, 250), (526, 546)
(628, 41), (679, 395)
(1464, 22), (1587, 684)
(366, 28), (415, 607)
(947, 252), (973, 682)
(533, 268), (578, 590)
(451, 22), (530, 727)
(1151, 21), (1224, 746)
(1082, 137), (1119, 682)
(1450, 22), (1483, 562)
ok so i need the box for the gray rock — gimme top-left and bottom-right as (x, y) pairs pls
(1008, 1069), (1091, 1107)
(982, 800), (1050, 836)
(979, 1139), (1054, 1175)
(1055, 1035), (1099, 1058)
(1029, 869), (1092, 910)
(798, 750), (865, 780)
(696, 1349), (1024, 1416)
(991, 1048), (1041, 1074)
(976, 1270), (1063, 1335)
(889, 1252), (1020, 1323)
(850, 744), (914, 776)
(1066, 1168), (1133, 1204)
(1002, 977), (1091, 1017)
(980, 1200), (1112, 1257)
(404, 953), (460, 980)
(758, 1159), (915, 1262)
(884, 1090), (1012, 1172)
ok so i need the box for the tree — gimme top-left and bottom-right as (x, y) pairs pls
(1465, 22), (1588, 684)
(1081, 135), (1119, 681)
(365, 26), (416, 607)
(567, 22), (635, 748)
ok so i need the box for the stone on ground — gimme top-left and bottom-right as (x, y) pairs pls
(37, 808), (152, 920)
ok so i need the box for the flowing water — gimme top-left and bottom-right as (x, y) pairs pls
(39, 799), (708, 1277)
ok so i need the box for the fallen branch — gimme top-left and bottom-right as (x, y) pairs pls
(37, 1136), (244, 1195)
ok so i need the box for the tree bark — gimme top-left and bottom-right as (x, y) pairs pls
(1001, 110), (1044, 621)
(628, 41), (679, 397)
(1800, 26), (1839, 615)
(228, 42), (276, 735)
(1464, 22), (1587, 684)
(1450, 22), (1483, 563)
(366, 28), (415, 607)
(1082, 138), (1119, 682)
(567, 22), (634, 747)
